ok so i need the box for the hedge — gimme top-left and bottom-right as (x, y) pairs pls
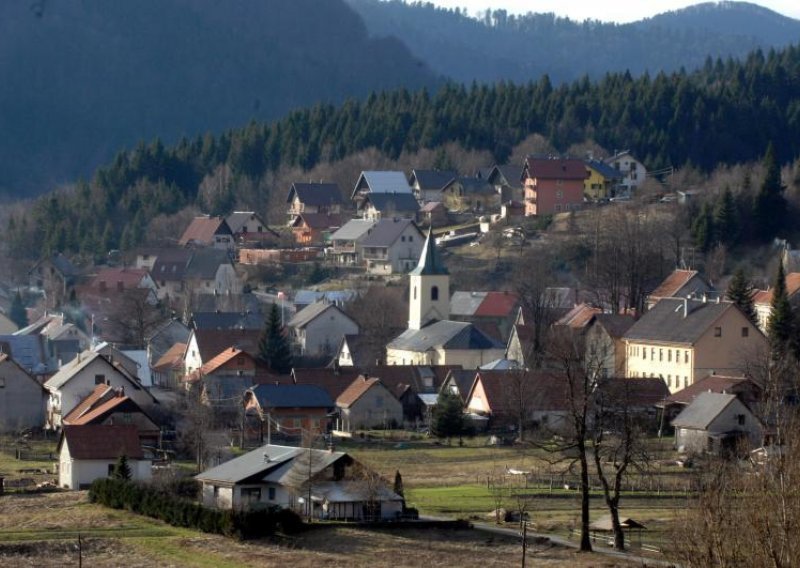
(88, 478), (302, 539)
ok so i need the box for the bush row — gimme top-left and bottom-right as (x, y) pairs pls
(89, 478), (302, 539)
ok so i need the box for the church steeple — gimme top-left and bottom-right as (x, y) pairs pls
(408, 229), (450, 330)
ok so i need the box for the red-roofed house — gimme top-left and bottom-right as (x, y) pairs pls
(753, 272), (800, 332)
(88, 267), (158, 296)
(58, 425), (151, 489)
(335, 376), (403, 432)
(178, 216), (234, 250)
(184, 348), (258, 407)
(151, 342), (187, 388)
(523, 157), (588, 216)
(290, 213), (344, 246)
(647, 269), (714, 309)
(658, 374), (762, 422)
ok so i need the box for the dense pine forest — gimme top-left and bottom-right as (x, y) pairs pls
(6, 44), (800, 261)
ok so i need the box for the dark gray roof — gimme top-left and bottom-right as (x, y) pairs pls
(0, 334), (48, 374)
(225, 211), (271, 235)
(623, 299), (736, 346)
(410, 229), (448, 276)
(152, 249), (193, 282)
(487, 165), (524, 188)
(355, 171), (412, 195)
(592, 314), (636, 339)
(442, 369), (478, 400)
(360, 218), (422, 248)
(443, 177), (495, 195)
(191, 311), (263, 331)
(363, 192), (420, 214)
(185, 249), (232, 280)
(388, 320), (504, 352)
(287, 183), (344, 206)
(248, 384), (334, 409)
(671, 392), (739, 430)
(294, 290), (357, 308)
(288, 302), (354, 329)
(585, 159), (622, 180)
(50, 253), (79, 277)
(411, 169), (457, 190)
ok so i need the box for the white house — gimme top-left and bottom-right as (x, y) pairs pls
(288, 302), (359, 357)
(672, 391), (762, 455)
(44, 351), (158, 429)
(604, 150), (647, 193)
(359, 218), (425, 275)
(195, 444), (403, 520)
(58, 424), (152, 490)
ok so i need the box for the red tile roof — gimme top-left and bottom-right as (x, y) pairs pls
(337, 376), (383, 408)
(524, 157), (588, 180)
(62, 384), (114, 423)
(469, 370), (570, 415)
(752, 273), (800, 305)
(556, 303), (602, 329)
(193, 329), (261, 362)
(292, 213), (344, 230)
(474, 291), (519, 318)
(59, 425), (144, 460)
(152, 342), (186, 373)
(178, 216), (230, 246)
(664, 375), (761, 406)
(65, 394), (132, 426)
(649, 270), (700, 300)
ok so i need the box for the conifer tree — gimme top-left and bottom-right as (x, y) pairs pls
(9, 293), (28, 329)
(432, 391), (465, 440)
(753, 142), (787, 242)
(258, 304), (293, 374)
(713, 186), (739, 246)
(726, 268), (757, 327)
(113, 454), (132, 481)
(393, 470), (405, 500)
(767, 261), (793, 356)
(691, 202), (714, 252)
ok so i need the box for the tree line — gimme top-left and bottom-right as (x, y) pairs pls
(6, 43), (800, 261)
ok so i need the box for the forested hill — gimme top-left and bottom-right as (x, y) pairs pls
(8, 44), (800, 261)
(347, 0), (800, 84)
(0, 0), (439, 197)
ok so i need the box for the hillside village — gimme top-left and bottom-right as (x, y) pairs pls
(2, 144), (800, 563)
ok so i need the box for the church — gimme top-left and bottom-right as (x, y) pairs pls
(385, 231), (506, 367)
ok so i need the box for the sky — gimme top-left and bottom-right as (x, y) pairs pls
(424, 1), (800, 24)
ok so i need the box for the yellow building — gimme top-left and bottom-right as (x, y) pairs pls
(584, 159), (622, 200)
(623, 298), (766, 393)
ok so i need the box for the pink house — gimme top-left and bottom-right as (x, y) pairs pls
(523, 157), (587, 216)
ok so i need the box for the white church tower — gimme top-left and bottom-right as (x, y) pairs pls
(408, 230), (450, 330)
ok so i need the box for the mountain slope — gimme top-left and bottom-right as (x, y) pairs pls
(0, 0), (440, 196)
(348, 0), (800, 83)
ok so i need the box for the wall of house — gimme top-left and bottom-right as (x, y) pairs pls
(439, 348), (506, 369)
(339, 385), (403, 431)
(524, 178), (584, 216)
(625, 342), (694, 393)
(586, 326), (623, 378)
(300, 310), (359, 357)
(59, 444), (151, 490)
(201, 483), (234, 509)
(694, 309), (766, 381)
(0, 362), (44, 432)
(584, 170), (610, 200)
(466, 379), (490, 414)
(184, 335), (202, 375)
(214, 264), (242, 295)
(386, 348), (429, 366)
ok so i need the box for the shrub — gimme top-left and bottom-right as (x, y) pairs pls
(88, 478), (301, 540)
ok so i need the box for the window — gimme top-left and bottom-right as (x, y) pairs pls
(714, 327), (722, 337)
(413, 286), (417, 300)
(556, 190), (564, 198)
(213, 486), (219, 499)
(684, 377), (689, 388)
(667, 376), (671, 387)
(401, 236), (406, 242)
(94, 374), (106, 385)
(668, 350), (672, 363)
(741, 327), (749, 338)
(0, 378), (5, 388)
(643, 348), (647, 360)
(737, 414), (746, 426)
(431, 286), (439, 301)
(651, 348), (655, 360)
(268, 487), (276, 501)
(684, 351), (689, 364)
(659, 349), (663, 362)
(107, 464), (116, 476)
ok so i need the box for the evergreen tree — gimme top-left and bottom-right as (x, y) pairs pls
(726, 268), (757, 327)
(767, 261), (794, 356)
(753, 142), (787, 242)
(9, 293), (27, 329)
(713, 186), (739, 246)
(393, 470), (405, 500)
(257, 304), (293, 374)
(432, 391), (465, 440)
(691, 202), (714, 252)
(113, 454), (132, 481)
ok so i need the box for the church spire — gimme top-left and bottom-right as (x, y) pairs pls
(410, 229), (448, 276)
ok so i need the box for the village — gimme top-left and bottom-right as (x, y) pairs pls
(1, 149), (798, 566)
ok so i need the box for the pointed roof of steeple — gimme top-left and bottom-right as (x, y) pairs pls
(410, 229), (448, 276)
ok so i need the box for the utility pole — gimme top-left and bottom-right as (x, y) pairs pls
(521, 521), (527, 568)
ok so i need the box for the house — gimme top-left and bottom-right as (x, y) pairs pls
(0, 354), (45, 432)
(584, 314), (636, 378)
(58, 425), (151, 490)
(505, 324), (535, 368)
(146, 318), (191, 374)
(555, 303), (603, 330)
(366, 365), (456, 425)
(647, 269), (714, 309)
(290, 212), (344, 246)
(243, 384), (334, 442)
(450, 291), (520, 343)
(335, 376), (403, 431)
(672, 392), (762, 455)
(184, 348), (258, 409)
(150, 341), (186, 388)
(440, 177), (498, 212)
(196, 443), (403, 519)
(351, 171), (413, 207)
(440, 369), (479, 403)
(522, 156), (588, 216)
(327, 219), (378, 266)
(752, 272), (800, 332)
(418, 201), (448, 228)
(486, 164), (525, 203)
(178, 216), (235, 250)
(359, 218), (425, 275)
(44, 350), (158, 429)
(16, 312), (92, 371)
(150, 249), (241, 302)
(409, 169), (457, 203)
(604, 150), (647, 193)
(288, 302), (359, 358)
(62, 384), (160, 446)
(183, 328), (261, 375)
(293, 290), (356, 312)
(286, 182), (345, 225)
(292, 367), (363, 401)
(623, 298), (766, 393)
(334, 335), (370, 368)
(87, 267), (158, 297)
(28, 253), (79, 309)
(92, 342), (142, 380)
(224, 211), (278, 245)
(0, 334), (50, 377)
(584, 159), (623, 200)
(658, 374), (762, 423)
(359, 192), (420, 221)
(594, 377), (670, 428)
